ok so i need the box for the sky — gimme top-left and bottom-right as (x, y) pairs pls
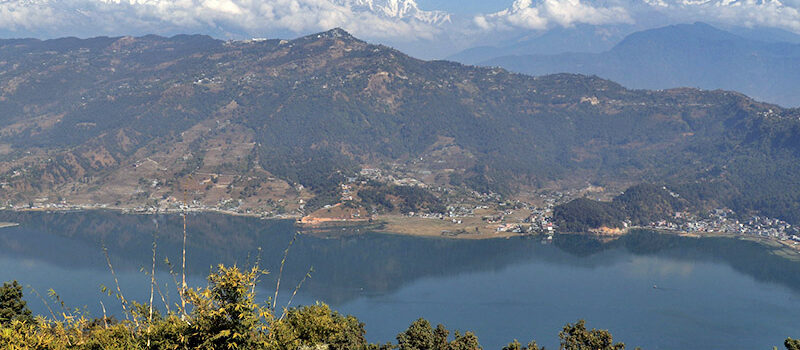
(1, 0), (800, 58)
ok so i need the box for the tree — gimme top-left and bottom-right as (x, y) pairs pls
(449, 331), (481, 350)
(503, 339), (541, 350)
(398, 318), (435, 350)
(0, 281), (33, 325)
(526, 340), (541, 350)
(504, 340), (524, 350)
(433, 324), (449, 350)
(786, 338), (800, 350)
(184, 265), (271, 349)
(397, 319), (482, 350)
(559, 319), (624, 350)
(271, 302), (368, 350)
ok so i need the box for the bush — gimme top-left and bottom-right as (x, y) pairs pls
(270, 302), (368, 350)
(0, 275), (648, 350)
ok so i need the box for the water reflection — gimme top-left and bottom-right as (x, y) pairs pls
(2, 211), (800, 302)
(555, 230), (800, 291)
(1, 211), (799, 349)
(0, 210), (554, 305)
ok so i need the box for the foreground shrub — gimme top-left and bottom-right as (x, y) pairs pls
(270, 302), (368, 350)
(8, 270), (797, 349)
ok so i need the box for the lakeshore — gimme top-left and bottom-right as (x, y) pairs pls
(298, 212), (800, 259)
(3, 209), (800, 350)
(627, 226), (800, 261)
(4, 204), (800, 262)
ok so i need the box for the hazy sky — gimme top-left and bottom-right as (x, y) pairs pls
(1, 0), (799, 57)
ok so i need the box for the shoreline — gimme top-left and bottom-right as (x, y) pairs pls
(0, 221), (19, 228)
(297, 214), (526, 240)
(371, 214), (525, 240)
(5, 205), (301, 220)
(5, 206), (534, 240)
(624, 226), (800, 260)
(3, 207), (800, 258)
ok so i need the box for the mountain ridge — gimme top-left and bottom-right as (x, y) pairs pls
(446, 24), (635, 64)
(480, 22), (800, 107)
(334, 0), (451, 24)
(1, 28), (800, 224)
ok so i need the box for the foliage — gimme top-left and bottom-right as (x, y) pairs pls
(787, 338), (800, 350)
(554, 183), (692, 232)
(553, 198), (625, 232)
(184, 265), (272, 349)
(611, 184), (686, 225)
(397, 318), (482, 350)
(0, 281), (33, 325)
(0, 266), (274, 350)
(559, 319), (625, 350)
(397, 318), (437, 350)
(502, 339), (541, 350)
(0, 276), (648, 350)
(449, 331), (481, 350)
(358, 183), (445, 214)
(261, 148), (357, 211)
(270, 302), (368, 350)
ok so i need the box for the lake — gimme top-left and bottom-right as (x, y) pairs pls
(0, 210), (799, 349)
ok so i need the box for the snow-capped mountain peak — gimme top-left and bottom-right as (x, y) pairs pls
(335, 0), (451, 25)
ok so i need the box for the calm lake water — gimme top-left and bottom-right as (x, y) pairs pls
(1, 210), (799, 349)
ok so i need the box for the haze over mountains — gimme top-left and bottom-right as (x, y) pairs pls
(1, 28), (800, 224)
(446, 24), (637, 64)
(4, 0), (800, 60)
(473, 22), (800, 107)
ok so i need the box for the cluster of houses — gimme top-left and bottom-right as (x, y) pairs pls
(407, 204), (476, 220)
(648, 208), (799, 242)
(9, 199), (84, 211)
(358, 168), (426, 188)
(340, 183), (354, 201)
(495, 223), (529, 233)
(525, 207), (555, 232)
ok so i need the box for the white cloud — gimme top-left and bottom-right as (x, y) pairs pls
(0, 0), (448, 40)
(649, 0), (800, 33)
(472, 0), (800, 34)
(474, 0), (633, 31)
(0, 1), (60, 31)
(3, 0), (800, 48)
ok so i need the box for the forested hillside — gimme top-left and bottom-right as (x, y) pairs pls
(0, 28), (799, 223)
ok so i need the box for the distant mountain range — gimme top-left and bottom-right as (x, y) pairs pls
(334, 0), (451, 24)
(446, 24), (637, 64)
(476, 22), (800, 107)
(0, 29), (799, 224)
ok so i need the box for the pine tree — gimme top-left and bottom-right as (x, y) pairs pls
(0, 280), (33, 325)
